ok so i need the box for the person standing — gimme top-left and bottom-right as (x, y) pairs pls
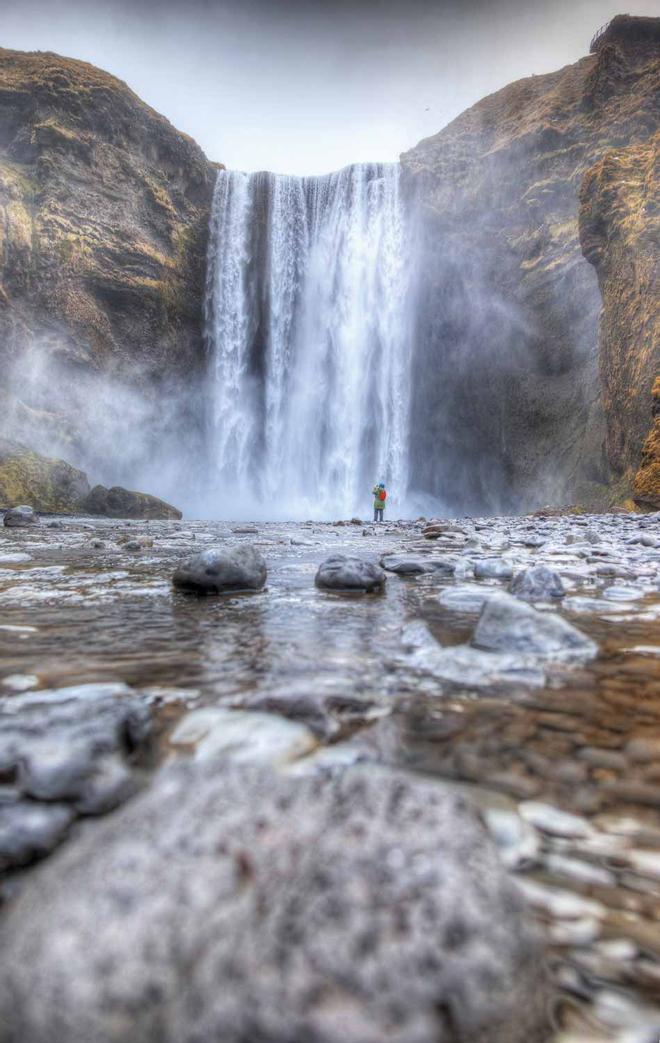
(372, 482), (387, 522)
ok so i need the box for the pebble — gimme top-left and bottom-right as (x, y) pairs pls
(509, 565), (565, 601)
(1, 674), (38, 693)
(474, 558), (514, 580)
(519, 801), (592, 838)
(169, 708), (317, 765)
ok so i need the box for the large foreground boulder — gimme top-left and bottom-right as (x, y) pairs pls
(0, 763), (549, 1043)
(0, 438), (89, 513)
(173, 545), (267, 594)
(78, 484), (182, 520)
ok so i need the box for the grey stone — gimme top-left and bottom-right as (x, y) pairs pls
(3, 505), (39, 528)
(435, 584), (498, 613)
(315, 554), (386, 592)
(381, 553), (455, 575)
(0, 685), (153, 811)
(172, 545), (267, 594)
(509, 566), (565, 601)
(472, 592), (597, 658)
(0, 763), (549, 1043)
(474, 558), (514, 580)
(17, 745), (138, 814)
(169, 708), (316, 765)
(0, 801), (73, 869)
(398, 620), (546, 688)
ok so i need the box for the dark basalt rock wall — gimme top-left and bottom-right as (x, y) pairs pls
(402, 15), (659, 514)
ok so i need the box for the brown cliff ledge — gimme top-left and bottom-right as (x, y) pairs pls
(0, 47), (216, 490)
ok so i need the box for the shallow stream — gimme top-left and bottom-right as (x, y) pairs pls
(1, 511), (659, 1042)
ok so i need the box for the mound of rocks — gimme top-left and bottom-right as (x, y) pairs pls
(173, 545), (267, 594)
(315, 554), (386, 592)
(0, 763), (549, 1043)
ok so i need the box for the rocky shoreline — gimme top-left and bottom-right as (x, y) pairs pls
(0, 508), (658, 1041)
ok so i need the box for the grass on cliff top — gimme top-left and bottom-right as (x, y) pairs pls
(0, 47), (207, 159)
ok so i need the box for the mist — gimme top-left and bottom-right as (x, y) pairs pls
(0, 0), (657, 174)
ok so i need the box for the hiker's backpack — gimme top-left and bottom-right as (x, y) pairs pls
(379, 488), (387, 502)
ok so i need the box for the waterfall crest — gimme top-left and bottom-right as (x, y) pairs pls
(204, 163), (412, 520)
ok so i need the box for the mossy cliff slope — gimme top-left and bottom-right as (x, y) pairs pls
(580, 130), (659, 505)
(0, 48), (216, 470)
(0, 437), (88, 512)
(402, 15), (659, 513)
(632, 378), (660, 510)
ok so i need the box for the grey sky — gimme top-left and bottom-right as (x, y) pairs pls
(0, 0), (656, 174)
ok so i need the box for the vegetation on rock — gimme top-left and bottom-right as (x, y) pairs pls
(0, 437), (89, 512)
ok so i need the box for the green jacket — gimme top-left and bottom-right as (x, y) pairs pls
(372, 486), (386, 510)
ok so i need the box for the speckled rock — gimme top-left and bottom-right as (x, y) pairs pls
(0, 763), (550, 1043)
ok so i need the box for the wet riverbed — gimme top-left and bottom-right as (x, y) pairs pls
(0, 510), (659, 1042)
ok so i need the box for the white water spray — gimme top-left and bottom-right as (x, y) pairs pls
(204, 163), (412, 520)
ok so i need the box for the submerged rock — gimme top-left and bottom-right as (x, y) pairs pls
(315, 554), (386, 592)
(472, 592), (596, 658)
(474, 558), (514, 580)
(509, 566), (565, 601)
(3, 504), (39, 527)
(0, 763), (550, 1043)
(172, 545), (267, 594)
(398, 620), (546, 688)
(79, 485), (182, 521)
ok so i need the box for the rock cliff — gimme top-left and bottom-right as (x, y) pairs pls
(0, 48), (216, 497)
(402, 14), (659, 513)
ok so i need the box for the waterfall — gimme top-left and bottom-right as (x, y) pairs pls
(204, 163), (412, 520)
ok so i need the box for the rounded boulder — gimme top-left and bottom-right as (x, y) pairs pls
(173, 545), (267, 594)
(315, 554), (386, 592)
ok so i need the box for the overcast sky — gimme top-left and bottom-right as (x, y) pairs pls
(0, 0), (656, 174)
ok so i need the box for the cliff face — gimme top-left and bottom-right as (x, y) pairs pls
(402, 15), (659, 514)
(580, 132), (659, 497)
(0, 48), (216, 496)
(633, 377), (660, 510)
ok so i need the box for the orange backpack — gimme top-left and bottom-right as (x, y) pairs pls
(379, 488), (387, 502)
